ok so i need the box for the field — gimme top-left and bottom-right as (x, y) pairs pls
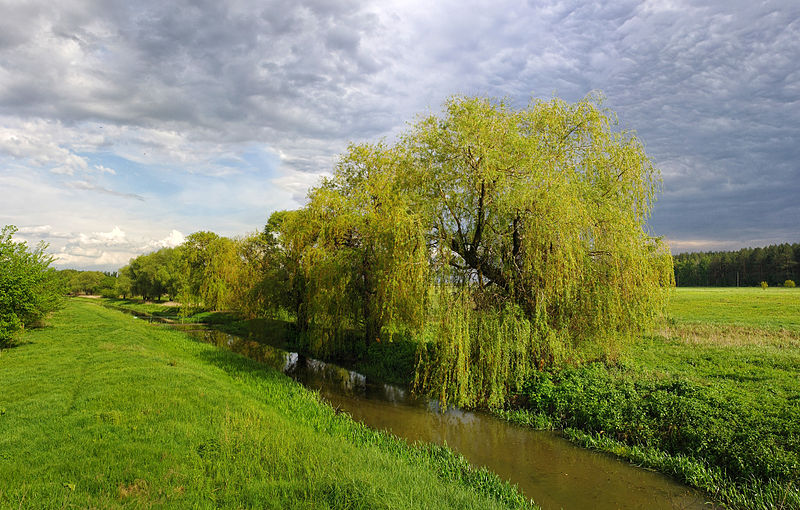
(507, 287), (800, 509)
(669, 287), (800, 331)
(0, 299), (532, 509)
(4, 289), (798, 509)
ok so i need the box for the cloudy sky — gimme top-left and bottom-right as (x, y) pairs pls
(1, 0), (798, 270)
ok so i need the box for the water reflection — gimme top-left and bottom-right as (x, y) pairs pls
(182, 327), (711, 510)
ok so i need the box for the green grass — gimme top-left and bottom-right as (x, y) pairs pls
(502, 288), (800, 509)
(0, 299), (534, 509)
(92, 290), (800, 508)
(669, 287), (800, 331)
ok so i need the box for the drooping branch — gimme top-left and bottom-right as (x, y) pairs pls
(512, 213), (522, 271)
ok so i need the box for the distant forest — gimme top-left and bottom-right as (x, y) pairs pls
(673, 242), (799, 287)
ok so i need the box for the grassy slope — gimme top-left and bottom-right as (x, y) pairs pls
(0, 300), (533, 509)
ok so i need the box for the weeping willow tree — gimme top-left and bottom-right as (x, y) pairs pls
(284, 143), (429, 357)
(176, 231), (241, 311)
(405, 94), (673, 407)
(284, 93), (672, 407)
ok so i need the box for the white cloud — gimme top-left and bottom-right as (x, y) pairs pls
(77, 226), (127, 246)
(50, 227), (189, 270)
(93, 164), (116, 174)
(16, 224), (53, 235)
(1, 0), (798, 266)
(146, 229), (185, 250)
(0, 122), (91, 175)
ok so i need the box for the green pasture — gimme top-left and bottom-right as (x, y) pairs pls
(669, 287), (800, 330)
(0, 299), (532, 509)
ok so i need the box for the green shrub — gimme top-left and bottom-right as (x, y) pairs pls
(518, 362), (799, 506)
(100, 287), (120, 298)
(760, 281), (768, 290)
(0, 225), (63, 344)
(784, 279), (796, 288)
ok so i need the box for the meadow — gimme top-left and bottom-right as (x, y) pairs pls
(668, 287), (800, 330)
(4, 288), (798, 509)
(505, 287), (800, 509)
(0, 299), (533, 509)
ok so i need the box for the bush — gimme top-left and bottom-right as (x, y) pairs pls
(785, 280), (796, 288)
(518, 363), (799, 505)
(100, 287), (120, 299)
(760, 281), (768, 290)
(0, 225), (63, 344)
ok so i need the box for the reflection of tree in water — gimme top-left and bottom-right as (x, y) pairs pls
(192, 330), (291, 372)
(303, 358), (367, 393)
(283, 352), (298, 371)
(381, 384), (406, 403)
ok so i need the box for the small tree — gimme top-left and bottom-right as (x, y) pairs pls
(115, 268), (133, 299)
(785, 279), (796, 288)
(0, 225), (63, 344)
(761, 281), (769, 290)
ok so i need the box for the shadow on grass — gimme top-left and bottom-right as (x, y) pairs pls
(0, 339), (34, 351)
(193, 343), (290, 388)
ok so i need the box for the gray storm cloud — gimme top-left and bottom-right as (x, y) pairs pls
(0, 0), (798, 269)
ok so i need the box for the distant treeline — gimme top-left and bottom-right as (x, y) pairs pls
(59, 269), (118, 296)
(673, 242), (799, 287)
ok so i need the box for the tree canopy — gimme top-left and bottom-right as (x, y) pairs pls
(278, 95), (673, 406)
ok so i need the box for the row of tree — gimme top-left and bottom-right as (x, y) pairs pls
(59, 269), (117, 296)
(109, 230), (280, 319)
(254, 95), (673, 407)
(674, 243), (799, 287)
(89, 96), (672, 407)
(6, 96), (674, 408)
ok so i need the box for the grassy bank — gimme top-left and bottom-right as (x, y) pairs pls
(0, 299), (534, 509)
(504, 288), (800, 509)
(99, 297), (416, 386)
(96, 290), (800, 508)
(669, 287), (800, 330)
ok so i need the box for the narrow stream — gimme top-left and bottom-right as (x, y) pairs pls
(164, 321), (710, 509)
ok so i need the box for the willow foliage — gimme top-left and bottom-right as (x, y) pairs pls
(286, 144), (428, 356)
(286, 94), (673, 407)
(176, 232), (241, 311)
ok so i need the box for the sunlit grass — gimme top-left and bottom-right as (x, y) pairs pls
(0, 299), (534, 509)
(669, 287), (800, 331)
(660, 323), (800, 348)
